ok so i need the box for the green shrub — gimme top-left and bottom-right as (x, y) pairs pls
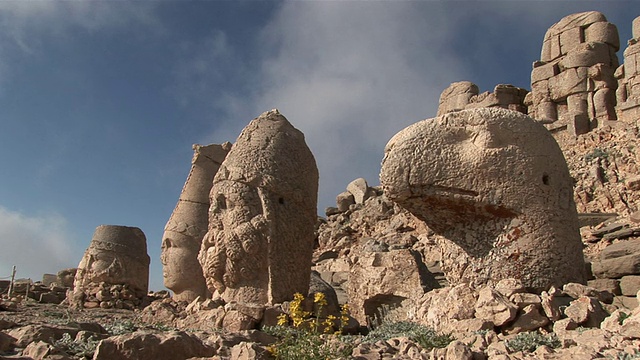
(53, 332), (100, 359)
(506, 331), (560, 353)
(364, 321), (453, 350)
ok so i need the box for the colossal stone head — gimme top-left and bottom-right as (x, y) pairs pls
(380, 108), (586, 291)
(161, 143), (230, 302)
(199, 109), (318, 305)
(70, 225), (150, 308)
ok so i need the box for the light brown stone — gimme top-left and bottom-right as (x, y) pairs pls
(69, 225), (150, 308)
(347, 178), (374, 205)
(620, 275), (640, 296)
(93, 330), (216, 360)
(336, 191), (355, 212)
(347, 249), (435, 324)
(474, 287), (518, 327)
(502, 304), (550, 335)
(564, 296), (608, 327)
(199, 109), (318, 306)
(161, 143), (230, 303)
(592, 239), (640, 278)
(380, 108), (586, 290)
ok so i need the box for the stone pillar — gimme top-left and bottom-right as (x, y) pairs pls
(161, 143), (230, 302)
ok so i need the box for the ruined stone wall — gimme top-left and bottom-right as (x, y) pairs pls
(615, 16), (640, 123)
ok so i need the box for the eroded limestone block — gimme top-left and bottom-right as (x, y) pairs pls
(70, 225), (150, 309)
(437, 82), (528, 116)
(530, 11), (620, 131)
(199, 109), (318, 306)
(161, 143), (230, 303)
(380, 108), (586, 291)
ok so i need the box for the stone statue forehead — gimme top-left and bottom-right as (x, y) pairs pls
(213, 109), (318, 207)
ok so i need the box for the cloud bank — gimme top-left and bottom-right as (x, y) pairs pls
(0, 206), (79, 281)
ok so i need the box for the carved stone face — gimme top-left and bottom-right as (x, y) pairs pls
(200, 179), (269, 303)
(161, 232), (202, 292)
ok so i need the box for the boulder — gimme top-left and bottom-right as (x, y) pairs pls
(93, 330), (216, 360)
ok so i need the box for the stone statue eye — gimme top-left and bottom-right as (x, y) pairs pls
(542, 174), (550, 185)
(162, 238), (173, 249)
(216, 194), (227, 210)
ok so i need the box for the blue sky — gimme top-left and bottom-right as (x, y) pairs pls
(0, 1), (636, 291)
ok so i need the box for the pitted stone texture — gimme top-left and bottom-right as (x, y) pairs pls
(437, 81), (528, 116)
(528, 11), (619, 134)
(70, 225), (150, 308)
(615, 16), (640, 122)
(161, 143), (230, 303)
(199, 109), (318, 306)
(380, 108), (586, 291)
(346, 249), (437, 324)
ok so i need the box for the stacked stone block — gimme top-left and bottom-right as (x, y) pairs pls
(526, 11), (620, 136)
(436, 81), (528, 117)
(615, 16), (640, 123)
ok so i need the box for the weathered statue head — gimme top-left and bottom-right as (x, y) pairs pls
(70, 225), (150, 308)
(161, 143), (230, 302)
(199, 109), (318, 305)
(381, 108), (586, 291)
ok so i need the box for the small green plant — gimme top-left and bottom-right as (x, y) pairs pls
(584, 148), (610, 163)
(103, 320), (138, 335)
(265, 292), (353, 360)
(609, 349), (640, 360)
(363, 320), (453, 350)
(617, 311), (631, 325)
(506, 331), (560, 353)
(53, 333), (100, 359)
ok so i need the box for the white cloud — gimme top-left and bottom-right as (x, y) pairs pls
(0, 206), (79, 281)
(221, 2), (470, 209)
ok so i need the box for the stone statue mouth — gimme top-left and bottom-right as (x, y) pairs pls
(415, 184), (480, 199)
(409, 183), (517, 219)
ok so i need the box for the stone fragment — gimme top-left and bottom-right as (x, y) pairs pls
(416, 284), (477, 331)
(502, 304), (549, 334)
(347, 249), (436, 324)
(620, 275), (640, 296)
(93, 330), (216, 360)
(0, 331), (15, 353)
(161, 143), (230, 303)
(563, 282), (613, 303)
(592, 239), (640, 278)
(347, 178), (374, 205)
(8, 325), (78, 347)
(564, 296), (608, 327)
(509, 293), (541, 309)
(69, 225), (150, 308)
(381, 108), (586, 290)
(199, 109), (318, 306)
(587, 278), (621, 295)
(336, 191), (355, 212)
(474, 287), (518, 327)
(56, 268), (77, 289)
(626, 176), (640, 191)
(494, 278), (526, 298)
(630, 211), (640, 224)
(437, 82), (528, 116)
